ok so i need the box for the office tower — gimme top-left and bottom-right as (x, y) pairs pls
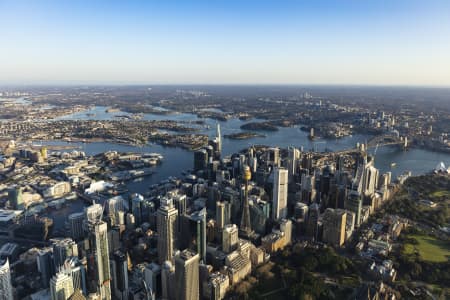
(8, 186), (24, 210)
(240, 165), (253, 235)
(215, 201), (231, 229)
(37, 248), (55, 288)
(161, 261), (175, 300)
(85, 202), (103, 226)
(50, 271), (74, 300)
(216, 123), (222, 154)
(322, 208), (347, 247)
(306, 203), (319, 241)
(301, 153), (313, 173)
(68, 212), (85, 241)
(300, 173), (316, 204)
(175, 249), (200, 300)
(266, 147), (280, 167)
(294, 202), (309, 221)
(346, 191), (362, 227)
(188, 208), (207, 261)
(280, 219), (292, 246)
(0, 259), (13, 300)
(222, 224), (238, 253)
(363, 165), (379, 196)
(144, 263), (161, 297)
(62, 257), (87, 296)
(272, 168), (288, 220)
(131, 193), (144, 225)
(249, 200), (269, 234)
(52, 238), (78, 269)
(108, 196), (125, 226)
(86, 221), (111, 300)
(110, 251), (128, 300)
(287, 146), (300, 179)
(194, 149), (208, 172)
(157, 197), (178, 264)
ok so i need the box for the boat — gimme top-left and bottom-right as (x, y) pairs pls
(390, 162), (397, 168)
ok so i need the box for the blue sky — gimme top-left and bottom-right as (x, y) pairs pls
(1, 0), (450, 85)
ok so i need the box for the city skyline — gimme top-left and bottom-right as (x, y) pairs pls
(1, 0), (450, 86)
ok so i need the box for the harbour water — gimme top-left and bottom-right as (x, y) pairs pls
(42, 106), (450, 230)
(54, 105), (450, 179)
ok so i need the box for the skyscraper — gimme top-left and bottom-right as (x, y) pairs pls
(50, 271), (74, 300)
(110, 251), (128, 300)
(222, 224), (239, 253)
(346, 191), (362, 227)
(131, 193), (144, 226)
(157, 197), (178, 264)
(62, 257), (87, 296)
(68, 212), (85, 241)
(272, 167), (288, 220)
(37, 248), (55, 288)
(194, 149), (208, 172)
(188, 208), (207, 261)
(0, 258), (13, 300)
(86, 221), (111, 300)
(52, 238), (78, 270)
(8, 186), (24, 210)
(85, 203), (111, 300)
(216, 123), (222, 154)
(322, 208), (347, 247)
(175, 249), (200, 300)
(215, 201), (231, 230)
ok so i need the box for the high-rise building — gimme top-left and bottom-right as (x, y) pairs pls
(194, 149), (208, 172)
(157, 197), (178, 264)
(110, 251), (128, 300)
(8, 186), (24, 210)
(175, 249), (200, 300)
(322, 208), (347, 247)
(222, 224), (238, 253)
(306, 203), (319, 241)
(215, 123), (222, 155)
(108, 196), (125, 226)
(37, 248), (55, 288)
(86, 221), (111, 300)
(346, 191), (362, 227)
(131, 193), (144, 225)
(188, 208), (207, 261)
(300, 173), (316, 203)
(0, 258), (13, 300)
(144, 263), (161, 297)
(287, 146), (300, 179)
(62, 257), (87, 296)
(52, 238), (78, 270)
(265, 148), (280, 167)
(215, 201), (231, 229)
(68, 212), (85, 241)
(272, 168), (288, 220)
(50, 271), (74, 300)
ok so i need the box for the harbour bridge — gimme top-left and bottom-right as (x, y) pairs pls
(314, 133), (409, 165)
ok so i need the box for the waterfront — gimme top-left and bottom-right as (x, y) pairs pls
(55, 106), (450, 178)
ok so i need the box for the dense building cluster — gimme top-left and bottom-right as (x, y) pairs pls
(0, 123), (421, 300)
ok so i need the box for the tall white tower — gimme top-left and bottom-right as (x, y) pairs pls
(50, 271), (74, 300)
(272, 167), (288, 220)
(0, 259), (13, 300)
(216, 123), (222, 153)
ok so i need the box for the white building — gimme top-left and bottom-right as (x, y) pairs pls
(272, 168), (288, 220)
